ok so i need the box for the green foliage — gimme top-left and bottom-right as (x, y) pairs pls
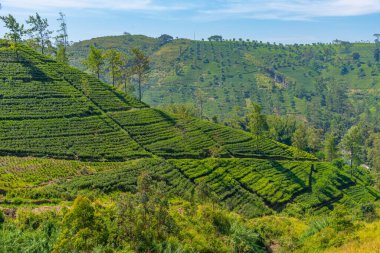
(247, 102), (267, 136)
(339, 122), (369, 168)
(131, 47), (149, 100)
(68, 36), (380, 168)
(159, 103), (198, 118)
(56, 45), (68, 63)
(0, 211), (59, 253)
(292, 124), (308, 151)
(53, 196), (108, 252)
(324, 132), (337, 162)
(26, 13), (52, 54)
(82, 45), (104, 79)
(104, 48), (124, 86)
(0, 209), (4, 223)
(0, 14), (26, 44)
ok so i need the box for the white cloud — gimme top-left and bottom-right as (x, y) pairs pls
(199, 0), (380, 20)
(1, 0), (189, 11)
(2, 0), (380, 20)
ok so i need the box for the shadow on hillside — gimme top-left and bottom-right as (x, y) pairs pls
(269, 160), (307, 188)
(19, 58), (52, 81)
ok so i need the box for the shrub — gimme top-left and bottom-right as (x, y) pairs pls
(0, 209), (4, 223)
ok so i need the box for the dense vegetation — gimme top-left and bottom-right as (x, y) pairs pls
(68, 34), (380, 128)
(68, 34), (380, 187)
(0, 156), (379, 252)
(0, 40), (314, 162)
(0, 14), (379, 252)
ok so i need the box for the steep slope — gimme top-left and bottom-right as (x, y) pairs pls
(0, 40), (313, 161)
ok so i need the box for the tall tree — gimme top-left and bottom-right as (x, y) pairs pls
(131, 48), (149, 101)
(55, 12), (69, 63)
(368, 134), (380, 170)
(83, 46), (104, 79)
(56, 12), (68, 48)
(247, 102), (268, 149)
(324, 132), (337, 162)
(195, 88), (207, 118)
(292, 124), (308, 151)
(26, 13), (52, 54)
(119, 53), (132, 92)
(104, 49), (123, 86)
(368, 134), (380, 188)
(247, 102), (267, 136)
(0, 14), (26, 44)
(340, 123), (368, 175)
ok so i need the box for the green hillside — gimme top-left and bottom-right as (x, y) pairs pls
(1, 156), (378, 217)
(0, 40), (377, 214)
(0, 39), (379, 253)
(68, 35), (380, 134)
(0, 40), (314, 161)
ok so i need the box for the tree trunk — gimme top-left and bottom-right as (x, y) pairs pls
(112, 71), (115, 86)
(138, 75), (142, 101)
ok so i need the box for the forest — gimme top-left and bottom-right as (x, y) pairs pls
(0, 9), (379, 253)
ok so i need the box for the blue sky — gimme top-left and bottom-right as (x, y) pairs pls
(1, 0), (380, 44)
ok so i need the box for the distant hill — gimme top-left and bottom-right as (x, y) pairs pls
(68, 35), (380, 135)
(0, 40), (378, 218)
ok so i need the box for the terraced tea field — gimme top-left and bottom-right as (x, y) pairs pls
(0, 40), (313, 161)
(0, 156), (377, 217)
(0, 41), (378, 219)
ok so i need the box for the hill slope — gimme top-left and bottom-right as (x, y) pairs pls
(0, 40), (313, 161)
(68, 35), (380, 133)
(0, 40), (378, 219)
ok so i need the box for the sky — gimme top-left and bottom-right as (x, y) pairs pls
(0, 0), (380, 44)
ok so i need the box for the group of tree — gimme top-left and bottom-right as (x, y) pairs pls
(82, 46), (149, 100)
(0, 12), (69, 63)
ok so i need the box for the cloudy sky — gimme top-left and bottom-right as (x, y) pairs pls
(0, 0), (379, 43)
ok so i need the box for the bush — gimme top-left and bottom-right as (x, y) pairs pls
(212, 211), (231, 235)
(360, 203), (376, 221)
(0, 209), (4, 223)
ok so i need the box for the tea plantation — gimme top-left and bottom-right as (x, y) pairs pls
(0, 40), (312, 161)
(1, 156), (378, 217)
(0, 40), (378, 219)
